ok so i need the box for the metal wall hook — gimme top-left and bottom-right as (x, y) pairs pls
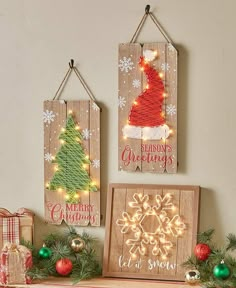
(69, 59), (74, 68)
(145, 5), (150, 14)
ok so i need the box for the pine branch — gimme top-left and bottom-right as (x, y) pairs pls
(226, 233), (236, 251)
(197, 228), (215, 243)
(26, 226), (101, 282)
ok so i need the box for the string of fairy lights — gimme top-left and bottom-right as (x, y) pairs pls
(116, 193), (186, 260)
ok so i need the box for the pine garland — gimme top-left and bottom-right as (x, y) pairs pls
(182, 229), (236, 288)
(22, 226), (101, 283)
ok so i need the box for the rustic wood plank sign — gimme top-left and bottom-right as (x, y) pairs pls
(118, 43), (177, 173)
(44, 100), (100, 226)
(103, 184), (200, 281)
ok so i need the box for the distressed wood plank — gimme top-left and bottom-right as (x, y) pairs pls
(118, 43), (142, 172)
(89, 101), (101, 226)
(142, 43), (167, 173)
(165, 44), (178, 173)
(44, 100), (67, 224)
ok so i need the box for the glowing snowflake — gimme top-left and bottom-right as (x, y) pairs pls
(119, 57), (134, 73)
(92, 159), (100, 168)
(161, 63), (170, 71)
(118, 96), (126, 109)
(82, 128), (91, 140)
(132, 79), (141, 88)
(44, 152), (53, 162)
(116, 193), (185, 258)
(43, 110), (55, 124)
(166, 104), (177, 116)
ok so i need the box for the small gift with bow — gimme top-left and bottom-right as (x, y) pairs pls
(0, 242), (32, 284)
(0, 208), (34, 250)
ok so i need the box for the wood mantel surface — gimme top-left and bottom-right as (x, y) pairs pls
(8, 277), (199, 288)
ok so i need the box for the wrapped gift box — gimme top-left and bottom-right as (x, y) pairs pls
(0, 242), (32, 284)
(0, 208), (34, 250)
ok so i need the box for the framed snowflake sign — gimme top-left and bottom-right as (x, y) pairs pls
(103, 184), (200, 281)
(118, 43), (178, 173)
(43, 100), (100, 226)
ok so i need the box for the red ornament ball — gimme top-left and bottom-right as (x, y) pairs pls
(194, 243), (211, 261)
(55, 258), (73, 276)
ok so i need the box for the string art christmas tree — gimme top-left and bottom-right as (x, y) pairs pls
(48, 113), (97, 203)
(123, 49), (170, 140)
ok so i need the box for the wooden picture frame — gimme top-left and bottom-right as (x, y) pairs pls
(103, 184), (200, 281)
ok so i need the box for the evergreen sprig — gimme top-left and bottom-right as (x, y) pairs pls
(23, 226), (101, 283)
(183, 230), (236, 288)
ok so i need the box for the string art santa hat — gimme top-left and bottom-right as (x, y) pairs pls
(123, 49), (170, 140)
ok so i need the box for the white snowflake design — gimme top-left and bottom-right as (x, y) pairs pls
(118, 57), (134, 73)
(161, 63), (170, 71)
(92, 159), (100, 168)
(116, 193), (185, 258)
(82, 128), (91, 140)
(166, 104), (177, 116)
(118, 96), (126, 109)
(44, 152), (53, 162)
(43, 110), (55, 124)
(92, 102), (99, 111)
(132, 79), (141, 88)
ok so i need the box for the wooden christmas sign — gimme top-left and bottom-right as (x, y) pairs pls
(44, 61), (100, 226)
(103, 184), (200, 281)
(118, 7), (177, 173)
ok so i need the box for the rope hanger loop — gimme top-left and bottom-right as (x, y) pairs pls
(53, 59), (99, 108)
(130, 5), (173, 44)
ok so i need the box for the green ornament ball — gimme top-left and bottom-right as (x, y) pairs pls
(38, 246), (52, 259)
(213, 262), (230, 280)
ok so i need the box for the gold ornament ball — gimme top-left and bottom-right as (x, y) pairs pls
(71, 237), (85, 252)
(185, 270), (200, 285)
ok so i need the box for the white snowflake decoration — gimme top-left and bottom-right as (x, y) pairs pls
(116, 193), (186, 257)
(44, 152), (53, 162)
(118, 96), (126, 109)
(161, 63), (170, 71)
(92, 102), (99, 111)
(166, 104), (177, 116)
(43, 110), (55, 124)
(82, 128), (91, 140)
(118, 57), (134, 73)
(92, 159), (100, 168)
(132, 79), (141, 88)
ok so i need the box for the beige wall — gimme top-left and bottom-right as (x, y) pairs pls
(0, 0), (235, 259)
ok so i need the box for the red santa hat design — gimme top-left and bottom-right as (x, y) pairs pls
(123, 49), (170, 140)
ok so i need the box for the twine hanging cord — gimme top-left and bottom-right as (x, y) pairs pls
(130, 5), (173, 44)
(53, 59), (99, 107)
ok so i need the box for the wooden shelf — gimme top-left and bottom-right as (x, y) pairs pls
(33, 277), (198, 288)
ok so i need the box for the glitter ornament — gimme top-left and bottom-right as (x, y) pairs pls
(194, 243), (211, 261)
(55, 258), (73, 276)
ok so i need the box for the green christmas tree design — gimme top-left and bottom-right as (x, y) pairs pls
(48, 114), (97, 203)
